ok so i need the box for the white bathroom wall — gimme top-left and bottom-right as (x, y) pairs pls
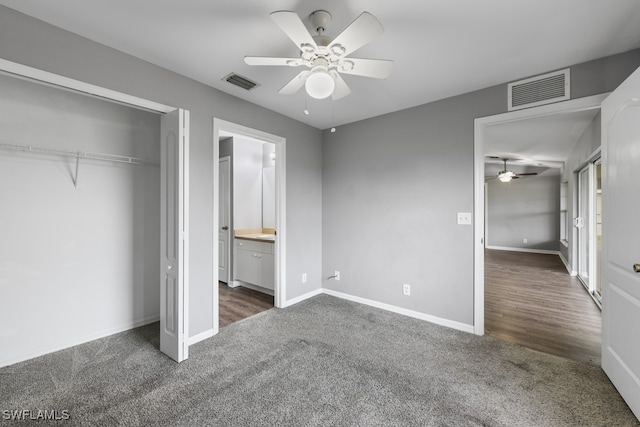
(0, 74), (160, 367)
(232, 136), (264, 231)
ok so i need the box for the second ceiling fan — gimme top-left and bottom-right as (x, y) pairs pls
(488, 158), (538, 183)
(244, 10), (394, 100)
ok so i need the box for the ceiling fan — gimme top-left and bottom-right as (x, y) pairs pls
(488, 158), (538, 183)
(244, 10), (394, 100)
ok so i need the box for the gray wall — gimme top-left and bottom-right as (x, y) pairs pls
(561, 113), (602, 268)
(0, 6), (324, 339)
(486, 175), (561, 251)
(322, 49), (640, 327)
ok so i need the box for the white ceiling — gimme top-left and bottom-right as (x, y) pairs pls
(484, 108), (600, 176)
(2, 0), (640, 130)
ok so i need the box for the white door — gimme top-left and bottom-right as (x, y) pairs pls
(218, 157), (231, 283)
(160, 108), (190, 363)
(601, 66), (640, 419)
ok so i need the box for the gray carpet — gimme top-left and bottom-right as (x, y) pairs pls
(1, 295), (638, 426)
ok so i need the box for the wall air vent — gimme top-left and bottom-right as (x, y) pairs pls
(508, 69), (570, 111)
(223, 73), (258, 91)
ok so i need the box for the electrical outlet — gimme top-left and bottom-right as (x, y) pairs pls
(523, 238), (528, 244)
(403, 284), (411, 296)
(334, 270), (341, 281)
(457, 212), (472, 225)
(302, 273), (307, 283)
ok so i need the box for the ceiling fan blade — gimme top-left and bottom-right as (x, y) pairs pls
(270, 11), (318, 52)
(278, 70), (310, 95)
(339, 58), (393, 79)
(516, 172), (539, 176)
(330, 12), (384, 56)
(330, 72), (351, 100)
(244, 56), (305, 67)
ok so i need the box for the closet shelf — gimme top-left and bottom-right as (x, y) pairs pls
(0, 142), (147, 165)
(1, 142), (152, 189)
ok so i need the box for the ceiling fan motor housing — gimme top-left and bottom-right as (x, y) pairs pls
(309, 10), (331, 34)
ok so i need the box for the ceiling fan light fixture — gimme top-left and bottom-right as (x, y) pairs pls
(305, 66), (335, 99)
(498, 171), (515, 183)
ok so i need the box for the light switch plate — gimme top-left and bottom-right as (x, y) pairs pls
(457, 212), (472, 225)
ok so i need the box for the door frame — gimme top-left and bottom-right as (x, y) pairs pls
(473, 93), (608, 335)
(212, 118), (286, 334)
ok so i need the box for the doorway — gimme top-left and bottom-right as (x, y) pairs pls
(474, 94), (607, 335)
(212, 118), (286, 333)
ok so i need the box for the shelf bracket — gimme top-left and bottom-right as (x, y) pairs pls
(72, 152), (81, 189)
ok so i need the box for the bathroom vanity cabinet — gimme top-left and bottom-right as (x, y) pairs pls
(235, 239), (274, 290)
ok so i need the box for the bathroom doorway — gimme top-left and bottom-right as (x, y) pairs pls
(212, 119), (286, 332)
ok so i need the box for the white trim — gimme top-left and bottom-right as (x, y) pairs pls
(212, 118), (287, 337)
(322, 289), (475, 334)
(485, 245), (560, 255)
(282, 288), (324, 308)
(0, 58), (174, 114)
(474, 93), (607, 336)
(559, 252), (577, 276)
(187, 328), (217, 346)
(0, 315), (159, 368)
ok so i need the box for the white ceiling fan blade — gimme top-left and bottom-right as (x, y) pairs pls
(244, 56), (305, 67)
(330, 72), (351, 100)
(330, 12), (384, 56)
(278, 70), (310, 95)
(339, 58), (393, 79)
(270, 11), (318, 52)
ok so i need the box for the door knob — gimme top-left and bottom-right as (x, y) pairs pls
(222, 226), (228, 230)
(634, 264), (640, 273)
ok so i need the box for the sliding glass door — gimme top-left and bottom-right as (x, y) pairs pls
(594, 160), (602, 303)
(576, 160), (602, 306)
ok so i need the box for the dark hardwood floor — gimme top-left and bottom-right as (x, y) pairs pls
(485, 249), (602, 364)
(219, 282), (274, 328)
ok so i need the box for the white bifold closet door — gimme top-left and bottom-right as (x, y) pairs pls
(160, 108), (190, 362)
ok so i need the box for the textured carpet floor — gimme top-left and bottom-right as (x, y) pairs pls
(1, 295), (638, 426)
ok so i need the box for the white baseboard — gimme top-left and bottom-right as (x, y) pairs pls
(282, 288), (323, 308)
(558, 252), (577, 276)
(0, 315), (160, 368)
(486, 245), (560, 255)
(187, 328), (217, 346)
(322, 289), (474, 334)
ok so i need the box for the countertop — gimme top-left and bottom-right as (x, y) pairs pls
(235, 233), (275, 243)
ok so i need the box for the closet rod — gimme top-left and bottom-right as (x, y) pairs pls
(0, 142), (147, 165)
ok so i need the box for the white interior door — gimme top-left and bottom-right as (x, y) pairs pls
(218, 156), (231, 283)
(160, 108), (189, 363)
(601, 66), (640, 419)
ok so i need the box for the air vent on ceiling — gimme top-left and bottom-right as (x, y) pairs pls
(223, 73), (258, 91)
(508, 69), (570, 111)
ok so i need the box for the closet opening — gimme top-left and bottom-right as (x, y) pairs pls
(0, 59), (188, 366)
